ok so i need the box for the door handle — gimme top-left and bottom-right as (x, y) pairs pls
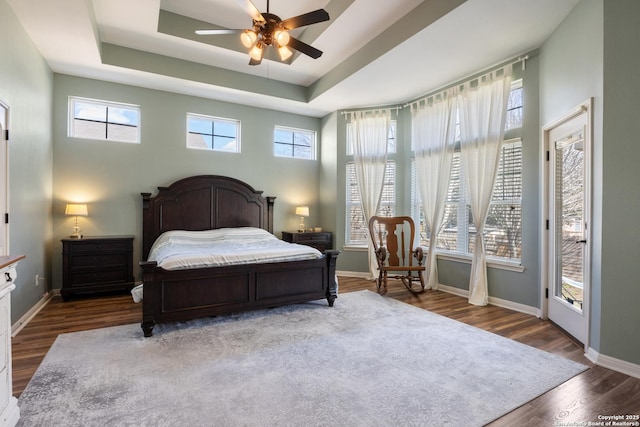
(575, 239), (587, 244)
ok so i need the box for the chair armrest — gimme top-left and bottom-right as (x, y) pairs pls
(413, 247), (424, 265)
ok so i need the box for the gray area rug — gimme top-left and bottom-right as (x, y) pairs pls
(18, 290), (586, 426)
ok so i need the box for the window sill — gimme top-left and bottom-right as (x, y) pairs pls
(436, 252), (525, 273)
(341, 245), (524, 272)
(342, 244), (368, 252)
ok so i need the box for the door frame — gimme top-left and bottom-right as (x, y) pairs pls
(0, 99), (9, 256)
(540, 98), (592, 351)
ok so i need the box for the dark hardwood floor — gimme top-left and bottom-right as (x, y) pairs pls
(12, 277), (640, 425)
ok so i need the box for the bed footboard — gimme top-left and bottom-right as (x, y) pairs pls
(140, 250), (339, 337)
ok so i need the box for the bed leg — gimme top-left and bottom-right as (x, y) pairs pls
(142, 321), (155, 337)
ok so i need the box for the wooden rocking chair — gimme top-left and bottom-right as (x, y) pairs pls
(368, 215), (426, 295)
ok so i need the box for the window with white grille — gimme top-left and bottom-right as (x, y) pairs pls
(69, 97), (140, 143)
(187, 113), (240, 153)
(274, 126), (316, 160)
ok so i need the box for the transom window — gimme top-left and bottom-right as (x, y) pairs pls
(274, 126), (316, 160)
(69, 97), (140, 143)
(187, 114), (240, 153)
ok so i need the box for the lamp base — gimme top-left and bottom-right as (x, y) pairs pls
(69, 234), (82, 239)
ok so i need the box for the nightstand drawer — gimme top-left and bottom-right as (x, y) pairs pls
(65, 240), (131, 254)
(282, 231), (333, 251)
(69, 270), (130, 287)
(71, 253), (128, 269)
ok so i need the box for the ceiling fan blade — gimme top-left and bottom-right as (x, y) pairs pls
(249, 56), (262, 66)
(195, 29), (244, 35)
(237, 0), (265, 23)
(281, 9), (329, 29)
(288, 37), (323, 59)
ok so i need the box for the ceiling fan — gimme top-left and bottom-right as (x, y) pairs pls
(195, 0), (330, 65)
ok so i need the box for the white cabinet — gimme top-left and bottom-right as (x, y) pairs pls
(0, 255), (24, 427)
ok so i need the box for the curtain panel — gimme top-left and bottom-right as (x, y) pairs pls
(411, 91), (457, 289)
(458, 65), (513, 306)
(349, 110), (391, 280)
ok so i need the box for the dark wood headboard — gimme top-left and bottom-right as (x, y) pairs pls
(141, 175), (275, 259)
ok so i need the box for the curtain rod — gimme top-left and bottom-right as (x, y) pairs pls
(339, 105), (403, 118)
(339, 54), (529, 119)
(403, 55), (529, 110)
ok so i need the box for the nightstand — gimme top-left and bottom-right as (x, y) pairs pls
(282, 231), (333, 252)
(61, 236), (134, 300)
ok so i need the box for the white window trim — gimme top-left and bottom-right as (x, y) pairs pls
(274, 125), (317, 160)
(68, 96), (141, 143)
(186, 113), (241, 153)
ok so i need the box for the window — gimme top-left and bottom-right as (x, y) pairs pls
(436, 140), (522, 260)
(505, 80), (523, 131)
(69, 97), (140, 143)
(411, 80), (523, 261)
(346, 162), (396, 245)
(187, 114), (240, 153)
(274, 126), (316, 160)
(346, 121), (397, 155)
(345, 120), (398, 245)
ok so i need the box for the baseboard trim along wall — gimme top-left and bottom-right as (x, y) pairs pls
(586, 347), (640, 380)
(336, 270), (370, 279)
(337, 272), (540, 317)
(12, 292), (53, 337)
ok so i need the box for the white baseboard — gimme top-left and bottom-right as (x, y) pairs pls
(586, 347), (640, 379)
(436, 283), (540, 317)
(338, 273), (540, 317)
(336, 270), (370, 279)
(436, 283), (468, 298)
(12, 292), (53, 337)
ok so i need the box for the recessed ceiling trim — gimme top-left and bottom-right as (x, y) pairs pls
(100, 43), (309, 102)
(158, 10), (248, 56)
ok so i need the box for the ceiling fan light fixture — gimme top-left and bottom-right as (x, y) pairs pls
(195, 1), (329, 66)
(274, 29), (290, 46)
(240, 29), (258, 48)
(249, 42), (264, 61)
(278, 45), (293, 61)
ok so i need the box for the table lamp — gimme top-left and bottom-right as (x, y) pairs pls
(295, 206), (309, 232)
(65, 203), (88, 238)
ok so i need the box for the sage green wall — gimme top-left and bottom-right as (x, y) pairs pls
(319, 112), (339, 238)
(600, 0), (640, 365)
(52, 74), (322, 289)
(539, 0), (605, 355)
(0, 0), (54, 324)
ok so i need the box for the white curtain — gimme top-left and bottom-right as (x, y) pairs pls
(350, 110), (391, 280)
(411, 91), (456, 289)
(458, 65), (513, 306)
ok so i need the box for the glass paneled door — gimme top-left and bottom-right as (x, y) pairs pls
(547, 106), (590, 344)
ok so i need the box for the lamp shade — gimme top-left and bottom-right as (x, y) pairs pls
(240, 30), (258, 48)
(65, 203), (88, 216)
(295, 206), (309, 217)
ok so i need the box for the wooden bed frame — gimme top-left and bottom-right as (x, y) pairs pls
(139, 175), (339, 337)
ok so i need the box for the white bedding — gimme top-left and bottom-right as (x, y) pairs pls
(147, 227), (322, 270)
